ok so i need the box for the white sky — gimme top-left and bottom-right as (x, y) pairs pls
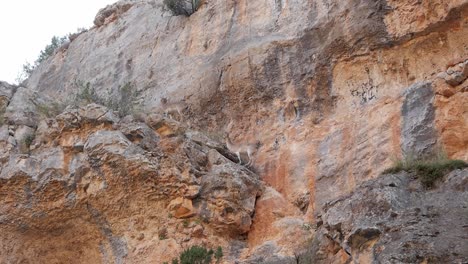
(0, 0), (118, 84)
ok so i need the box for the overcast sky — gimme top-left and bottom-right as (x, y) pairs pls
(0, 0), (118, 84)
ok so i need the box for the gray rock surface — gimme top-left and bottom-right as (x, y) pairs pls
(1, 0), (467, 262)
(0, 103), (264, 262)
(0, 81), (15, 113)
(308, 169), (468, 264)
(25, 0), (392, 119)
(444, 60), (468, 87)
(401, 82), (438, 158)
(4, 87), (39, 127)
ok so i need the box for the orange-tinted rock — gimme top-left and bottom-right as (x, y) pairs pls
(168, 197), (196, 219)
(1, 0), (467, 263)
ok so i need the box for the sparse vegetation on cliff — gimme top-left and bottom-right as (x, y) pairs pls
(214, 246), (223, 263)
(17, 36), (68, 83)
(0, 109), (5, 126)
(74, 81), (140, 117)
(19, 133), (36, 154)
(178, 245), (213, 264)
(383, 154), (467, 188)
(16, 28), (88, 84)
(164, 0), (201, 16)
(36, 101), (67, 118)
(168, 245), (222, 264)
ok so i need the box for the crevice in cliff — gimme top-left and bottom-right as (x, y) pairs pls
(86, 203), (128, 264)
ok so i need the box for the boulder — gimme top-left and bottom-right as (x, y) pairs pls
(4, 87), (39, 127)
(309, 169), (468, 263)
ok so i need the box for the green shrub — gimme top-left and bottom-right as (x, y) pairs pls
(178, 245), (213, 264)
(74, 81), (139, 117)
(24, 134), (35, 148)
(20, 133), (36, 154)
(0, 109), (5, 126)
(382, 154), (467, 188)
(36, 36), (68, 64)
(74, 81), (104, 106)
(36, 101), (67, 118)
(106, 82), (140, 117)
(164, 0), (201, 16)
(214, 246), (223, 263)
(16, 36), (68, 83)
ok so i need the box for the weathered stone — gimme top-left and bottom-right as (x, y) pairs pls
(198, 149), (263, 236)
(1, 0), (467, 262)
(0, 81), (15, 113)
(94, 1), (134, 27)
(243, 241), (297, 264)
(401, 82), (438, 158)
(118, 121), (160, 151)
(56, 104), (119, 130)
(0, 125), (15, 164)
(184, 185), (200, 199)
(168, 197), (196, 219)
(444, 60), (468, 87)
(4, 87), (39, 127)
(311, 169), (468, 263)
(13, 125), (35, 154)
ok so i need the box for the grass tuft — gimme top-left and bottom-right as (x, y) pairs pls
(383, 154), (467, 188)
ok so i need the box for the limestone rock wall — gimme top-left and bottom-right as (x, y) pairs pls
(1, 0), (467, 263)
(311, 168), (468, 263)
(0, 104), (263, 263)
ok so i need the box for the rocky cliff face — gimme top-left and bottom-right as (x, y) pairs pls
(1, 0), (468, 263)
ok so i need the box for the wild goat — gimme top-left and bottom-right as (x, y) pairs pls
(224, 133), (260, 166)
(160, 97), (189, 120)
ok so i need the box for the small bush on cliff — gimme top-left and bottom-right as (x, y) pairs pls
(20, 133), (36, 154)
(164, 0), (201, 16)
(36, 101), (67, 118)
(74, 81), (140, 117)
(16, 28), (87, 84)
(214, 246), (223, 263)
(36, 36), (68, 64)
(16, 36), (68, 83)
(106, 82), (140, 117)
(75, 81), (105, 105)
(0, 109), (5, 126)
(171, 245), (215, 264)
(382, 153), (467, 188)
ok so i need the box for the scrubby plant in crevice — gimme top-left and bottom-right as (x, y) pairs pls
(382, 152), (467, 188)
(16, 36), (68, 84)
(19, 133), (36, 154)
(0, 108), (5, 126)
(74, 80), (140, 118)
(74, 80), (105, 106)
(35, 101), (68, 118)
(106, 82), (141, 117)
(16, 27), (88, 84)
(164, 0), (201, 16)
(214, 246), (223, 263)
(171, 245), (223, 264)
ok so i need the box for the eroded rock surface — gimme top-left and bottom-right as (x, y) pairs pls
(309, 169), (468, 264)
(0, 104), (263, 263)
(1, 0), (468, 262)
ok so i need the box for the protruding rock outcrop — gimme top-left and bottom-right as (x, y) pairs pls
(310, 169), (468, 264)
(0, 104), (263, 263)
